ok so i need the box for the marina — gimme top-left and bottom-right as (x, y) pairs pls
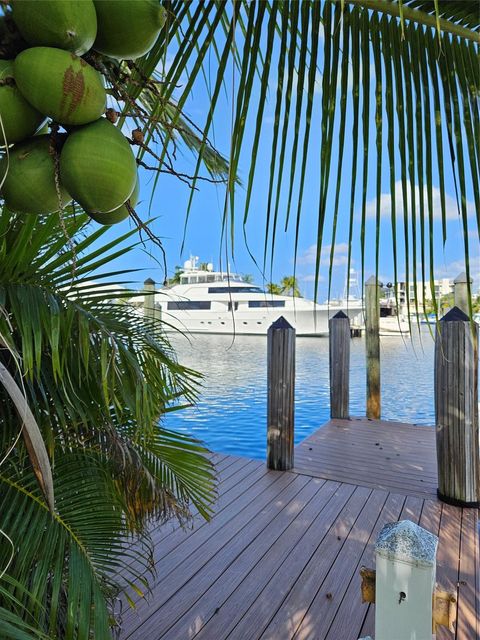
(118, 418), (479, 640)
(166, 328), (436, 458)
(121, 289), (479, 640)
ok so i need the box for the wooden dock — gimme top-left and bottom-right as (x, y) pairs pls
(118, 419), (479, 640)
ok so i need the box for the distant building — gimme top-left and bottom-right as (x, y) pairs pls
(383, 278), (453, 311)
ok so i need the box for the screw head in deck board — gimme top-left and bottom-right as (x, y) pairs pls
(440, 306), (470, 322)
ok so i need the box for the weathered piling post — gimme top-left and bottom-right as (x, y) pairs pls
(267, 317), (295, 470)
(453, 271), (472, 316)
(365, 276), (381, 419)
(143, 278), (156, 321)
(329, 311), (350, 419)
(435, 307), (479, 506)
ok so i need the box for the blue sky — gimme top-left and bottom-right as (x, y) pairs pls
(94, 14), (479, 300)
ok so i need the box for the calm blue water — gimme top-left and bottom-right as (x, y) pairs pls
(165, 327), (436, 459)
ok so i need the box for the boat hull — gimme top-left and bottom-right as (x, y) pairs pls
(160, 305), (363, 337)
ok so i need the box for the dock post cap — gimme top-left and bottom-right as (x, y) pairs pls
(268, 316), (294, 330)
(144, 277), (156, 286)
(440, 306), (470, 322)
(453, 271), (472, 284)
(365, 275), (379, 285)
(332, 310), (349, 319)
(375, 520), (438, 567)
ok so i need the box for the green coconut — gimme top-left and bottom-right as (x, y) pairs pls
(93, 0), (165, 60)
(60, 118), (137, 214)
(0, 60), (45, 145)
(88, 176), (139, 225)
(14, 47), (106, 126)
(0, 135), (71, 214)
(11, 1), (97, 56)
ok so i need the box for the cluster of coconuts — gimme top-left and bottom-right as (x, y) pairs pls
(0, 0), (165, 224)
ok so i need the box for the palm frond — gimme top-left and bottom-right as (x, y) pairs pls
(129, 0), (479, 308)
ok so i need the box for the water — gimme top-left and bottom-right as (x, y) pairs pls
(165, 328), (436, 460)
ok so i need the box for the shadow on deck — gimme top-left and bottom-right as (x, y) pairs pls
(118, 418), (479, 640)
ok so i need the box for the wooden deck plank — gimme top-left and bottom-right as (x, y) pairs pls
(120, 464), (292, 631)
(122, 473), (310, 638)
(292, 488), (389, 640)
(119, 457), (266, 581)
(294, 418), (438, 498)
(117, 418), (478, 640)
(259, 486), (372, 640)
(456, 508), (479, 640)
(295, 438), (438, 475)
(192, 481), (351, 640)
(160, 478), (333, 640)
(294, 459), (437, 495)
(436, 503), (462, 640)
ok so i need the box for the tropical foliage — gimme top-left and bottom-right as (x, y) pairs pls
(0, 1), (478, 639)
(266, 276), (302, 297)
(0, 209), (215, 638)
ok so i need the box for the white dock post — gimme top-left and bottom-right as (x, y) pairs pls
(374, 520), (438, 640)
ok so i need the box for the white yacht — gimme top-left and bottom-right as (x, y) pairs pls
(154, 258), (364, 336)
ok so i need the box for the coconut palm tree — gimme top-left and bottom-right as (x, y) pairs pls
(0, 208), (215, 638)
(280, 276), (302, 297)
(266, 282), (282, 295)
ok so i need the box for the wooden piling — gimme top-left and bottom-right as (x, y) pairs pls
(267, 316), (295, 470)
(365, 276), (381, 419)
(143, 278), (156, 321)
(453, 272), (472, 316)
(435, 307), (479, 507)
(329, 311), (350, 419)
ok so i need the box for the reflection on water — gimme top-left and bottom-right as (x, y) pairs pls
(165, 328), (436, 459)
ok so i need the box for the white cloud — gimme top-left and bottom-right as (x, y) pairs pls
(434, 259), (480, 286)
(299, 273), (325, 283)
(297, 242), (351, 267)
(365, 181), (475, 221)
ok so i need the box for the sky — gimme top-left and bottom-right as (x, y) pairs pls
(92, 10), (479, 301)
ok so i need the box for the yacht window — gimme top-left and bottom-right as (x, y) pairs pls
(208, 286), (264, 294)
(189, 276), (198, 283)
(180, 277), (188, 284)
(248, 300), (285, 308)
(206, 275), (215, 283)
(197, 275), (207, 283)
(167, 301), (211, 310)
(228, 301), (239, 311)
(380, 307), (394, 317)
